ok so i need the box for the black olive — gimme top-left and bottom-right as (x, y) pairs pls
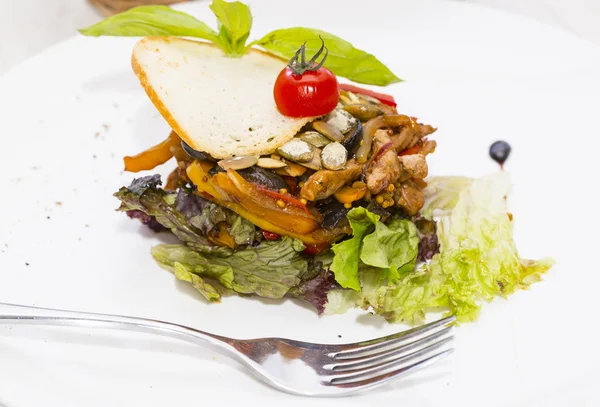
(342, 121), (363, 155)
(181, 141), (215, 161)
(237, 167), (288, 191)
(489, 140), (511, 167)
(317, 199), (349, 229)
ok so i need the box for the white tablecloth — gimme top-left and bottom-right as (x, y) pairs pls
(1, 0), (599, 74)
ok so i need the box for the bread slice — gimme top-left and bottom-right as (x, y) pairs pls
(132, 37), (315, 159)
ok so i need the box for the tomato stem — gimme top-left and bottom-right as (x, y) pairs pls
(288, 36), (329, 75)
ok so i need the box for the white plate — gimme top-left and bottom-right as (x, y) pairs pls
(1, 0), (599, 405)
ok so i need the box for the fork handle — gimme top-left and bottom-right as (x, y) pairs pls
(0, 302), (236, 355)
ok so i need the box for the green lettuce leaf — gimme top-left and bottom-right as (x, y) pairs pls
(173, 263), (227, 302)
(430, 172), (554, 321)
(152, 237), (308, 300)
(229, 214), (255, 246)
(330, 208), (419, 290)
(330, 207), (380, 291)
(254, 27), (401, 85)
(421, 176), (474, 219)
(326, 172), (554, 324)
(79, 5), (220, 43)
(361, 217), (419, 282)
(209, 0), (252, 56)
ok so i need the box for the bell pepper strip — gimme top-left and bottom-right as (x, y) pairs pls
(334, 186), (367, 204)
(262, 230), (281, 241)
(399, 144), (422, 156)
(123, 131), (180, 173)
(303, 243), (331, 256)
(257, 187), (310, 213)
(186, 162), (326, 242)
(219, 172), (319, 235)
(282, 176), (298, 195)
(209, 222), (236, 249)
(338, 83), (397, 107)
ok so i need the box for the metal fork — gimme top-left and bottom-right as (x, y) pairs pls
(0, 302), (454, 397)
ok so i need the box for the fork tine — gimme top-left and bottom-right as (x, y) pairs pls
(324, 336), (452, 384)
(324, 327), (453, 372)
(324, 348), (453, 389)
(329, 315), (455, 360)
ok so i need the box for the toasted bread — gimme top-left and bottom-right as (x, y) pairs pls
(132, 37), (315, 159)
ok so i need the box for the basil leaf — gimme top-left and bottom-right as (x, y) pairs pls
(209, 0), (253, 56)
(255, 27), (401, 86)
(79, 5), (220, 44)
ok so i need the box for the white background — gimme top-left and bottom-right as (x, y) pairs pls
(0, 0), (599, 74)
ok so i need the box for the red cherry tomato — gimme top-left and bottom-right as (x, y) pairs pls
(274, 67), (339, 117)
(338, 83), (397, 107)
(273, 38), (340, 118)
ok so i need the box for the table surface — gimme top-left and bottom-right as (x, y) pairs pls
(0, 0), (599, 74)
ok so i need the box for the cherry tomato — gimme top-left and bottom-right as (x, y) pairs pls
(274, 67), (339, 117)
(273, 39), (339, 117)
(338, 83), (397, 107)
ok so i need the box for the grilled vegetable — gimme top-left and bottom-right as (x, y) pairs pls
(124, 132), (180, 173)
(317, 199), (349, 229)
(342, 104), (383, 121)
(341, 121), (363, 154)
(312, 120), (344, 142)
(181, 140), (214, 161)
(338, 83), (397, 107)
(356, 114), (413, 163)
(238, 166), (288, 191)
(334, 185), (367, 204)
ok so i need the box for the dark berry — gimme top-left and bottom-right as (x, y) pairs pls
(489, 140), (511, 166)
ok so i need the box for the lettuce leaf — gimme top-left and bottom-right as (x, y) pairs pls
(361, 218), (419, 282)
(330, 208), (380, 290)
(115, 175), (257, 255)
(326, 172), (554, 324)
(421, 176), (474, 219)
(330, 208), (420, 290)
(152, 237), (308, 300)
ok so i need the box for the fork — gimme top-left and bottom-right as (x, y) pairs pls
(0, 302), (454, 397)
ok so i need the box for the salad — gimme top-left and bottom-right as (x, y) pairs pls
(82, 0), (553, 324)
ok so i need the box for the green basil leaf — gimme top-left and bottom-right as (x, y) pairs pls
(254, 27), (401, 86)
(79, 5), (220, 44)
(209, 0), (253, 56)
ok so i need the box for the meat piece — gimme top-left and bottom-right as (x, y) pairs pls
(419, 124), (437, 137)
(392, 127), (420, 152)
(300, 160), (363, 201)
(366, 130), (402, 194)
(421, 139), (437, 156)
(392, 122), (437, 153)
(396, 179), (425, 216)
(399, 154), (428, 179)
